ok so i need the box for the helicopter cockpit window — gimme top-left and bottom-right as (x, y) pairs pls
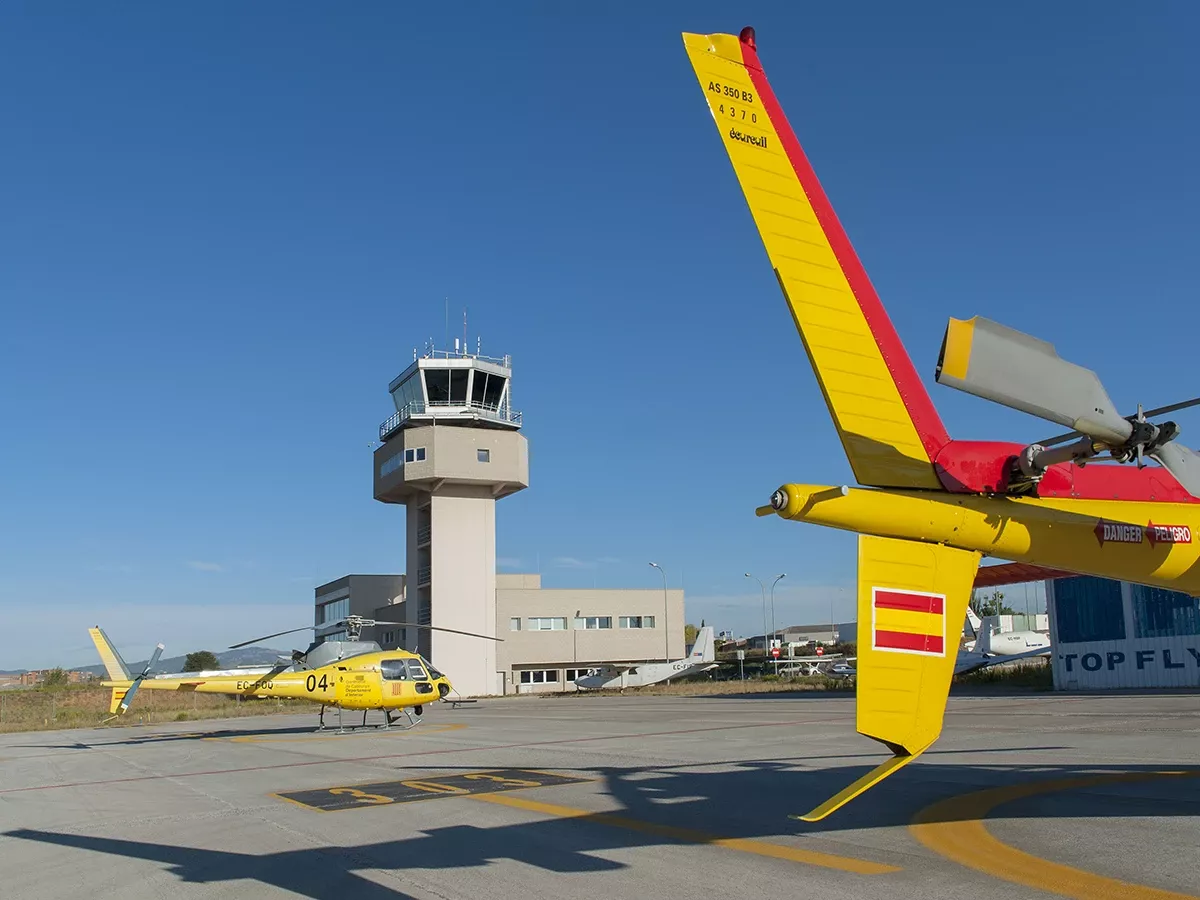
(405, 659), (429, 680)
(421, 656), (444, 679)
(381, 659), (410, 681)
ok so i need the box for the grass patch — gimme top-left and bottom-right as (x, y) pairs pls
(0, 685), (311, 733)
(953, 659), (1053, 689)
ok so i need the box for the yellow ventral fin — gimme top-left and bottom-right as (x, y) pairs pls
(799, 535), (980, 821)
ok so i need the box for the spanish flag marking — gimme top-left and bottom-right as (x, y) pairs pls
(872, 588), (946, 656)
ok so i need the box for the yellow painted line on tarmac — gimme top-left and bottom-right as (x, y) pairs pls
(206, 723), (468, 743)
(910, 770), (1200, 900)
(470, 792), (899, 875)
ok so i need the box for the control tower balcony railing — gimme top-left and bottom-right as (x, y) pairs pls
(380, 400), (522, 441)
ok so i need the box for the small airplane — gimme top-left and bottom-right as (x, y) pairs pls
(572, 626), (717, 690)
(88, 615), (500, 731)
(951, 610), (1052, 676)
(682, 25), (1200, 820)
(964, 608), (1051, 657)
(775, 650), (856, 677)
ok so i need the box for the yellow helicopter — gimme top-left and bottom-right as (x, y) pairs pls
(88, 615), (500, 731)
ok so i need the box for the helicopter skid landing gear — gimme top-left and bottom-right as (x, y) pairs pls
(381, 706), (423, 730)
(316, 705), (327, 732)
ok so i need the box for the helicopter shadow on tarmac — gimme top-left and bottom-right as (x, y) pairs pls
(5, 755), (1200, 899)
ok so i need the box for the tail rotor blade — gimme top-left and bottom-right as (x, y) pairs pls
(1038, 396), (1200, 449)
(140, 643), (164, 678)
(1141, 396), (1200, 420)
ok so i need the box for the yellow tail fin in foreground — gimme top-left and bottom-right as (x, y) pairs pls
(681, 30), (950, 489)
(798, 535), (980, 821)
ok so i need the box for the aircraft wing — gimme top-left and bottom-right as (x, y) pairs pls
(582, 664), (638, 676)
(954, 647), (1050, 676)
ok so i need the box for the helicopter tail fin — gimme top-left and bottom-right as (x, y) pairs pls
(797, 534), (979, 821)
(88, 626), (132, 682)
(681, 29), (950, 489)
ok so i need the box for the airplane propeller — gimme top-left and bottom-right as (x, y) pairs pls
(935, 316), (1200, 495)
(228, 615), (503, 649)
(117, 643), (164, 713)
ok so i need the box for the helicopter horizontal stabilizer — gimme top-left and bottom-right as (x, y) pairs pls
(800, 534), (979, 820)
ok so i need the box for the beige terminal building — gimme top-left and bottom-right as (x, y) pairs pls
(313, 344), (686, 697)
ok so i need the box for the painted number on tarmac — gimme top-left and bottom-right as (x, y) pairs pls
(275, 769), (591, 812)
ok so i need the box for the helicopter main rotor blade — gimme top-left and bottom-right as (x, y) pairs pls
(228, 625), (316, 650)
(371, 620), (504, 642)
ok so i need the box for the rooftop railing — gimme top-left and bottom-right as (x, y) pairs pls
(380, 400), (522, 440)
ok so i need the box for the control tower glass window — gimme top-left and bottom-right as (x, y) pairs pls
(449, 369), (469, 403)
(425, 370), (450, 403)
(485, 374), (506, 410)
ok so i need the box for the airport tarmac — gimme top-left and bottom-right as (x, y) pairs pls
(1, 691), (1198, 900)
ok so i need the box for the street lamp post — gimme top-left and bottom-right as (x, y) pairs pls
(744, 573), (767, 667)
(770, 573), (785, 673)
(649, 562), (668, 659)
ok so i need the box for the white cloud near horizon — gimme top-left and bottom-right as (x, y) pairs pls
(186, 561), (225, 573)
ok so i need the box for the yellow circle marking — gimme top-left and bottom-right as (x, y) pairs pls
(910, 770), (1200, 900)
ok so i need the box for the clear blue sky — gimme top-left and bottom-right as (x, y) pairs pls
(1, 3), (1197, 668)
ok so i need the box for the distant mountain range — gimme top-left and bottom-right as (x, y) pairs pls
(2, 647), (289, 677)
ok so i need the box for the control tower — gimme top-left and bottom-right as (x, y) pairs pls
(373, 342), (529, 697)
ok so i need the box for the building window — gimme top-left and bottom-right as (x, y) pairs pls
(574, 616), (612, 630)
(565, 669), (589, 681)
(403, 447), (427, 463)
(619, 615), (655, 629)
(509, 617), (522, 631)
(381, 453), (404, 477)
(528, 617), (567, 631)
(477, 449), (490, 463)
(318, 597), (349, 625)
(1131, 584), (1200, 638)
(519, 669), (560, 684)
(1053, 576), (1125, 643)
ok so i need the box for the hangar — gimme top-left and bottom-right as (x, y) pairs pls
(1046, 574), (1200, 689)
(975, 562), (1200, 689)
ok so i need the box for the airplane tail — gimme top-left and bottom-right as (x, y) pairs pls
(682, 29), (950, 489)
(798, 535), (980, 821)
(975, 615), (997, 655)
(689, 626), (716, 663)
